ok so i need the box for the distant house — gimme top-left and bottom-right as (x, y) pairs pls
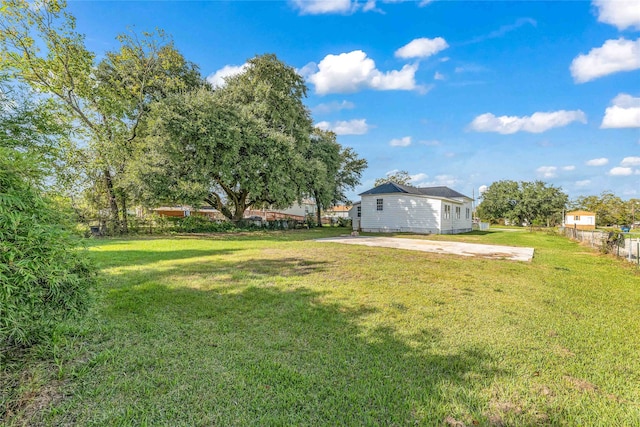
(353, 182), (473, 234)
(153, 206), (223, 219)
(564, 210), (596, 230)
(324, 205), (351, 219)
(245, 200), (317, 221)
(154, 201), (317, 222)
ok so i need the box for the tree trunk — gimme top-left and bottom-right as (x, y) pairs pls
(120, 193), (128, 234)
(313, 191), (322, 227)
(103, 169), (121, 233)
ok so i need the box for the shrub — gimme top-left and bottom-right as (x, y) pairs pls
(0, 151), (96, 350)
(337, 217), (352, 228)
(171, 215), (241, 233)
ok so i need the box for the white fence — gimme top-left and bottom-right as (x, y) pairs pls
(561, 227), (640, 265)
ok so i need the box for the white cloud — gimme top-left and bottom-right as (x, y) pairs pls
(410, 174), (462, 187)
(410, 172), (428, 184)
(586, 157), (609, 166)
(429, 174), (462, 187)
(562, 165), (576, 171)
(570, 38), (640, 83)
(464, 17), (537, 45)
(297, 62), (318, 79)
(307, 50), (422, 94)
(434, 72), (445, 80)
(315, 119), (369, 135)
(621, 156), (640, 166)
(469, 110), (587, 134)
(601, 93), (640, 128)
(536, 166), (558, 178)
(594, 0), (640, 30)
(479, 184), (488, 194)
(311, 100), (355, 114)
(206, 63), (248, 88)
(575, 180), (591, 187)
(395, 37), (448, 59)
(609, 166), (634, 176)
(290, 0), (354, 15)
(389, 136), (412, 147)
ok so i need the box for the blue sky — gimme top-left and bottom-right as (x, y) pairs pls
(68, 0), (640, 201)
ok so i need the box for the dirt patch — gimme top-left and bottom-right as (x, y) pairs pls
(564, 375), (598, 392)
(3, 374), (65, 426)
(444, 416), (467, 426)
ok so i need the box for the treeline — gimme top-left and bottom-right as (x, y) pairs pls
(0, 0), (367, 235)
(571, 192), (640, 227)
(477, 180), (638, 228)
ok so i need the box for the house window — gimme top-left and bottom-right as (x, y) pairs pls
(466, 208), (470, 219)
(574, 215), (580, 220)
(455, 206), (461, 219)
(357, 206), (361, 218)
(376, 199), (383, 211)
(444, 205), (451, 219)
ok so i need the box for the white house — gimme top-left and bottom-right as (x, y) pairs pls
(354, 182), (473, 234)
(564, 210), (596, 230)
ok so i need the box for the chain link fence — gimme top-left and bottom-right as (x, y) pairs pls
(561, 227), (640, 266)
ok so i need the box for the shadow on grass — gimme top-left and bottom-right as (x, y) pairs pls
(88, 227), (351, 246)
(38, 283), (510, 426)
(90, 248), (243, 269)
(100, 257), (333, 290)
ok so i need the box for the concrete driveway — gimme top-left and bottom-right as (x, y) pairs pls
(315, 236), (534, 262)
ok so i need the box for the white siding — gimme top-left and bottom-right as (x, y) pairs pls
(358, 194), (472, 234)
(360, 194), (442, 234)
(565, 215), (595, 226)
(276, 202), (316, 217)
(441, 200), (473, 234)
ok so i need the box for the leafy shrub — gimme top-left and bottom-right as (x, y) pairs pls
(601, 230), (625, 254)
(337, 217), (352, 228)
(170, 215), (242, 233)
(0, 151), (96, 350)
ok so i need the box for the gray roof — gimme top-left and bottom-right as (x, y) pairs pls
(359, 182), (471, 199)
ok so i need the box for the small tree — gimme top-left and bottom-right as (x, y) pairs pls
(305, 129), (367, 226)
(374, 170), (412, 187)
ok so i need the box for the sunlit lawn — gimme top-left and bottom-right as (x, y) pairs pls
(4, 227), (640, 426)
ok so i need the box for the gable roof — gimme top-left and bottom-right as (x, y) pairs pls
(359, 182), (471, 200)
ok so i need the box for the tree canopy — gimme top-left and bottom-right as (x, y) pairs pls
(1, 1), (367, 228)
(374, 170), (412, 187)
(133, 54), (366, 222)
(477, 180), (568, 227)
(305, 129), (367, 225)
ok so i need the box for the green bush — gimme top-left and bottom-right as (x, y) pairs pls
(170, 215), (242, 233)
(0, 151), (96, 350)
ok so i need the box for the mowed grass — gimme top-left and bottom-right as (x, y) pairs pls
(5, 228), (640, 425)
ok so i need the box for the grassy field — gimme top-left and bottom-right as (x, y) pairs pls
(3, 228), (640, 426)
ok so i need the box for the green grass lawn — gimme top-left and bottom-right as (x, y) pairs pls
(3, 228), (640, 426)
